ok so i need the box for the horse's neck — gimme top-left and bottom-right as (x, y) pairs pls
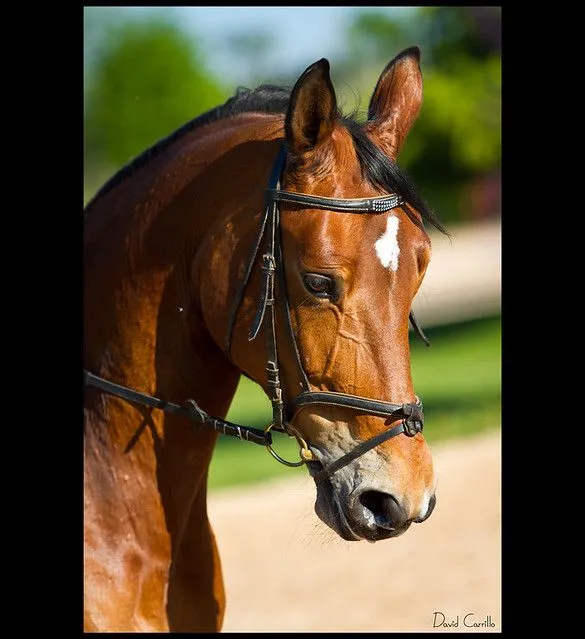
(83, 116), (276, 411)
(83, 287), (239, 566)
(83, 118), (278, 546)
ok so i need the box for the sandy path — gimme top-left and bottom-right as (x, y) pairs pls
(208, 429), (501, 632)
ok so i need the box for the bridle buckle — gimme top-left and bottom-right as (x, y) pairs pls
(401, 402), (424, 437)
(403, 418), (423, 437)
(261, 253), (276, 273)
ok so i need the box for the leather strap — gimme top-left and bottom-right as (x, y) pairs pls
(260, 199), (286, 431)
(248, 209), (274, 341)
(266, 189), (403, 213)
(84, 371), (271, 446)
(225, 207), (270, 353)
(225, 146), (288, 354)
(300, 396), (424, 484)
(276, 234), (311, 392)
(409, 310), (430, 347)
(290, 391), (423, 423)
(311, 422), (407, 484)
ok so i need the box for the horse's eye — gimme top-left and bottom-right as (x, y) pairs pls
(303, 273), (336, 299)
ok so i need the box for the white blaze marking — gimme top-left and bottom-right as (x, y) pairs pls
(374, 215), (400, 271)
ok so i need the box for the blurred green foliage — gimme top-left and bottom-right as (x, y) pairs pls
(84, 13), (227, 193)
(340, 7), (501, 222)
(83, 7), (501, 223)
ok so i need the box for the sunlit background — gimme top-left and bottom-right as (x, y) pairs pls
(84, 6), (501, 226)
(84, 6), (501, 632)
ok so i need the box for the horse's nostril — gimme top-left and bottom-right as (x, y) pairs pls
(358, 490), (407, 529)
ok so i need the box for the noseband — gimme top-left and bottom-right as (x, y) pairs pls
(84, 144), (428, 484)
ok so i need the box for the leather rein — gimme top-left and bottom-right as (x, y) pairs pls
(84, 144), (428, 484)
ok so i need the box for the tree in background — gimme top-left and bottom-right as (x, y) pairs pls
(84, 12), (228, 199)
(84, 7), (501, 223)
(343, 7), (501, 223)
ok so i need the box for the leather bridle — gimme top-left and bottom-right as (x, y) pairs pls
(84, 144), (428, 484)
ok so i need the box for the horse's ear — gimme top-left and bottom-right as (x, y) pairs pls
(366, 46), (423, 159)
(285, 58), (337, 155)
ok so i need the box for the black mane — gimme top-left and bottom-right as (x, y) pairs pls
(86, 84), (446, 234)
(85, 85), (291, 208)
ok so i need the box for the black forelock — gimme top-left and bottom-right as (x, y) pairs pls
(342, 117), (448, 236)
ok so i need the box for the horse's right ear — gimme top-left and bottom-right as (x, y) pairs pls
(285, 59), (338, 156)
(366, 46), (423, 159)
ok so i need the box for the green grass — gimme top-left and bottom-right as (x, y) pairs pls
(208, 314), (501, 491)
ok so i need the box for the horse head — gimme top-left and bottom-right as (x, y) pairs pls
(220, 48), (442, 542)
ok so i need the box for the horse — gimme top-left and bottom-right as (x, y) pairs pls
(83, 46), (448, 632)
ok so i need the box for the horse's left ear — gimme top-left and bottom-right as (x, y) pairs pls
(366, 46), (423, 159)
(285, 58), (337, 156)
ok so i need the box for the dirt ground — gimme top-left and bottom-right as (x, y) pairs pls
(207, 429), (501, 633)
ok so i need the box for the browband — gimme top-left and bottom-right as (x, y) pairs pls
(265, 188), (404, 213)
